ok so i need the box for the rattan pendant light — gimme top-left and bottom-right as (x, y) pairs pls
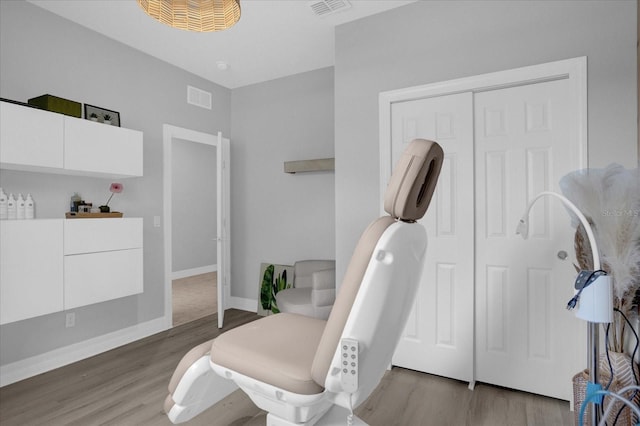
(137, 0), (241, 32)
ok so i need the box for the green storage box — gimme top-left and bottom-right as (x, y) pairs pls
(28, 94), (81, 118)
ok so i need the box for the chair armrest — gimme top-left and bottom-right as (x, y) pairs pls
(311, 269), (336, 308)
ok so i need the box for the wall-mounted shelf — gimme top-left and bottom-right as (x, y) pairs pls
(284, 158), (334, 174)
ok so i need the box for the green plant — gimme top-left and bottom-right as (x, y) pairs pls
(103, 114), (112, 121)
(260, 265), (275, 310)
(259, 265), (291, 314)
(90, 112), (98, 119)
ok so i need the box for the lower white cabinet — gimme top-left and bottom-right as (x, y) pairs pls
(0, 220), (64, 325)
(63, 218), (143, 309)
(0, 218), (143, 325)
(64, 248), (143, 309)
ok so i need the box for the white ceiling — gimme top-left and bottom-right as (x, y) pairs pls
(27, 0), (416, 89)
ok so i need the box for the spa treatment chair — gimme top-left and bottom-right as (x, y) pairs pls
(164, 139), (444, 426)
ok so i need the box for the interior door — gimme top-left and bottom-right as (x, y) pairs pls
(391, 92), (475, 384)
(216, 132), (230, 328)
(474, 78), (585, 400)
(164, 125), (231, 330)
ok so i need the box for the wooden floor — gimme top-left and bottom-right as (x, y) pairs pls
(172, 272), (217, 326)
(0, 309), (573, 426)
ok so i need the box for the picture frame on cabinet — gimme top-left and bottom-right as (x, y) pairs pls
(84, 104), (120, 127)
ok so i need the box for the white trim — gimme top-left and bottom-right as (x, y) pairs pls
(379, 56), (588, 209)
(0, 317), (166, 387)
(172, 264), (217, 280)
(163, 125), (231, 330)
(378, 56), (588, 393)
(228, 296), (257, 313)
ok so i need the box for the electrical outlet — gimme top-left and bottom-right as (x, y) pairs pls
(153, 216), (161, 228)
(65, 312), (75, 328)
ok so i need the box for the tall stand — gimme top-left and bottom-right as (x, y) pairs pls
(588, 322), (600, 426)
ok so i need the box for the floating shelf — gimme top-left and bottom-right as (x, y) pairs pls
(284, 158), (335, 174)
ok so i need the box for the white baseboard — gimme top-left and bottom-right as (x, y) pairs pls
(172, 264), (217, 280)
(228, 296), (257, 313)
(0, 317), (167, 387)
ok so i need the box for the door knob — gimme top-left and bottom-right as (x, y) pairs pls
(557, 250), (568, 260)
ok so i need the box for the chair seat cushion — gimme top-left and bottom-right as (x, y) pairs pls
(211, 313), (327, 395)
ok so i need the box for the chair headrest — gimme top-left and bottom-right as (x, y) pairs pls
(384, 139), (444, 222)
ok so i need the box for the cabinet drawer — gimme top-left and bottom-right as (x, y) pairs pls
(0, 220), (64, 324)
(64, 218), (143, 255)
(64, 248), (143, 309)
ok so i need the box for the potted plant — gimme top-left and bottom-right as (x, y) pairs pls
(103, 114), (112, 125)
(99, 182), (123, 213)
(560, 164), (640, 422)
(89, 112), (98, 122)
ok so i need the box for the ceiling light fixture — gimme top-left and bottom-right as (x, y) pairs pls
(137, 0), (241, 32)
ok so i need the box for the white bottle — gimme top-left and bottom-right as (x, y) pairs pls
(7, 194), (16, 220)
(0, 188), (7, 220)
(16, 193), (25, 220)
(25, 194), (35, 219)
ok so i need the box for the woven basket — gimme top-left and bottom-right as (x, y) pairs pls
(573, 369), (633, 426)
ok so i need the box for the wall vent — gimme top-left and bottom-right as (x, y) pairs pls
(187, 85), (212, 110)
(308, 0), (351, 17)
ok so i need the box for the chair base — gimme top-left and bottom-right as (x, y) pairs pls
(267, 405), (368, 426)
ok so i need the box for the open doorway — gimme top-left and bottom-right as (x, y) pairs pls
(163, 125), (230, 329)
(171, 138), (217, 326)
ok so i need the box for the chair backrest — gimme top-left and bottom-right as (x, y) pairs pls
(310, 139), (444, 395)
(293, 260), (336, 289)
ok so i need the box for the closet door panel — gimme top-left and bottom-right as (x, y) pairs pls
(391, 92), (475, 384)
(474, 78), (585, 401)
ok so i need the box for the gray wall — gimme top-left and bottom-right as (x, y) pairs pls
(172, 138), (217, 273)
(230, 67), (336, 300)
(334, 0), (638, 284)
(0, 1), (230, 364)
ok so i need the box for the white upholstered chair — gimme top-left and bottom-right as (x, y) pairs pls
(276, 260), (336, 320)
(164, 139), (444, 426)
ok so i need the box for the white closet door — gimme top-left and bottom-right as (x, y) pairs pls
(474, 78), (586, 401)
(391, 92), (475, 384)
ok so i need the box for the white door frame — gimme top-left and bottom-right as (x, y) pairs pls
(379, 56), (588, 391)
(379, 56), (588, 201)
(163, 124), (230, 329)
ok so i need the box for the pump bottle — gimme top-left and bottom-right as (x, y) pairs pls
(25, 194), (35, 219)
(0, 188), (7, 220)
(7, 194), (16, 220)
(16, 193), (25, 219)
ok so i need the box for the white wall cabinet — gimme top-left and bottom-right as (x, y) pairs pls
(0, 218), (144, 325)
(0, 100), (142, 178)
(0, 102), (64, 170)
(64, 118), (143, 177)
(0, 220), (64, 325)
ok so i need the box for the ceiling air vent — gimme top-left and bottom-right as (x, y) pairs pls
(187, 85), (212, 110)
(309, 0), (351, 17)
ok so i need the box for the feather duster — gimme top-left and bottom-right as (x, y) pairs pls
(560, 164), (640, 352)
